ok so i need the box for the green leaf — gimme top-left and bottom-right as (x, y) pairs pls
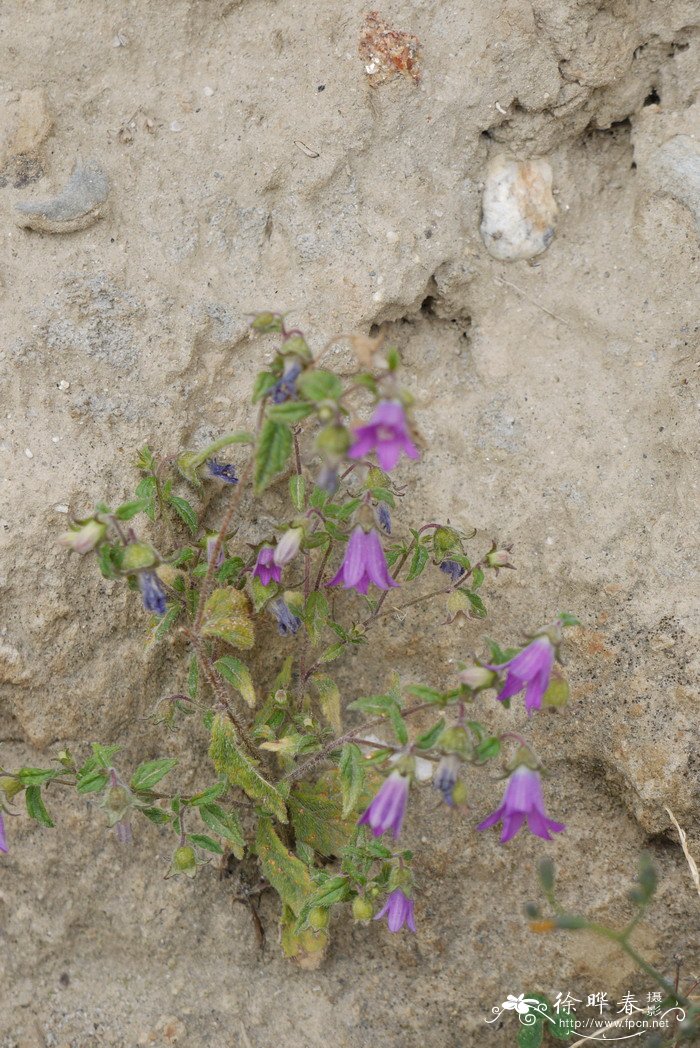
(76, 770), (109, 794)
(339, 743), (365, 818)
(294, 875), (352, 932)
(255, 816), (314, 915)
(135, 476), (157, 520)
(130, 758), (178, 792)
(217, 556), (245, 583)
(289, 773), (360, 858)
(289, 473), (306, 512)
(139, 806), (170, 825)
(474, 737), (500, 761)
(267, 401), (315, 423)
(153, 605), (180, 641)
(406, 543), (430, 582)
(136, 446), (156, 472)
(188, 781), (228, 806)
(209, 715), (287, 822)
(558, 612), (580, 627)
(385, 346), (400, 371)
(311, 673), (341, 731)
(318, 641), (346, 664)
(199, 803), (245, 858)
(461, 588), (487, 618)
(304, 592), (329, 644)
(255, 419), (293, 494)
(415, 719), (446, 750)
(202, 589), (255, 650)
(114, 498), (150, 521)
(17, 768), (60, 787)
(25, 785), (54, 827)
(215, 656), (256, 708)
(296, 369), (343, 402)
(347, 693), (400, 716)
(187, 832), (223, 854)
(176, 432), (253, 488)
(404, 684), (444, 704)
(168, 495), (198, 535)
(368, 487), (395, 507)
(252, 370), (279, 402)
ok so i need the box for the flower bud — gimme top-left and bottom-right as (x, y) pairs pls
(172, 844), (198, 877)
(281, 335), (312, 363)
(486, 547), (515, 570)
(122, 541), (158, 572)
(315, 424), (351, 460)
(250, 312), (283, 333)
(438, 726), (470, 758)
(273, 526), (304, 567)
(308, 907), (330, 930)
(458, 665), (497, 691)
(58, 518), (107, 554)
(450, 779), (468, 805)
(433, 526), (463, 560)
(352, 896), (374, 922)
(0, 775), (24, 802)
(104, 785), (131, 820)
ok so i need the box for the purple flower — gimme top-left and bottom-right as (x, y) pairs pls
(439, 559), (464, 583)
(253, 546), (282, 587)
(376, 502), (392, 534)
(205, 459), (239, 484)
(327, 526), (399, 596)
(488, 636), (555, 715)
(374, 888), (416, 933)
(358, 771), (409, 840)
(434, 754), (460, 806)
(114, 817), (133, 844)
(477, 766), (565, 843)
(0, 812), (8, 854)
(271, 359), (303, 403)
(273, 526), (304, 567)
(270, 598), (301, 636)
(138, 571), (167, 616)
(349, 401), (420, 472)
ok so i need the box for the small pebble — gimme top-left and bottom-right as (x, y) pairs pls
(58, 380), (70, 391)
(480, 155), (557, 261)
(202, 86), (214, 97)
(55, 505), (69, 514)
(170, 120), (184, 132)
(24, 448), (33, 459)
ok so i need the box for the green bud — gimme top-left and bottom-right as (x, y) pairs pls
(486, 547), (515, 570)
(0, 775), (24, 802)
(315, 424), (351, 460)
(58, 518), (108, 555)
(433, 526), (463, 559)
(458, 665), (497, 691)
(250, 312), (283, 333)
(104, 786), (131, 818)
(438, 726), (471, 758)
(308, 907), (330, 930)
(450, 779), (468, 805)
(352, 896), (374, 922)
(172, 845), (197, 876)
(507, 745), (539, 772)
(281, 334), (312, 363)
(121, 542), (158, 572)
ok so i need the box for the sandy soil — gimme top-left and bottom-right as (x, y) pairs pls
(1, 1), (699, 1046)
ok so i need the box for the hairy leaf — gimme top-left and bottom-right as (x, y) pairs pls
(215, 656), (257, 707)
(254, 418), (293, 494)
(202, 589), (255, 650)
(209, 715), (287, 822)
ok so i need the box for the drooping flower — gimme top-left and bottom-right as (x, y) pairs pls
(58, 518), (107, 554)
(327, 526), (398, 596)
(439, 559), (464, 583)
(374, 888), (416, 933)
(273, 526), (304, 567)
(270, 598), (301, 636)
(138, 571), (167, 616)
(488, 636), (555, 715)
(477, 765), (565, 843)
(114, 817), (133, 844)
(0, 812), (8, 854)
(205, 459), (239, 484)
(253, 546), (282, 587)
(315, 464), (339, 495)
(434, 754), (461, 806)
(271, 359), (303, 403)
(358, 770), (409, 840)
(458, 665), (498, 691)
(206, 533), (224, 568)
(376, 502), (392, 534)
(349, 401), (420, 472)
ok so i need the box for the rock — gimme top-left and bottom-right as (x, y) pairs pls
(632, 104), (700, 237)
(480, 156), (557, 260)
(0, 87), (52, 187)
(15, 160), (110, 232)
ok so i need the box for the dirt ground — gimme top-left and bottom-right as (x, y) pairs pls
(1, 1), (699, 1046)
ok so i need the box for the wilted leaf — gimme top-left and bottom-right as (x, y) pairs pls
(209, 715), (287, 822)
(311, 673), (341, 732)
(256, 817), (313, 914)
(215, 655), (256, 707)
(202, 589), (255, 650)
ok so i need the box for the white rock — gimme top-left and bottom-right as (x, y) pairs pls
(480, 156), (557, 261)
